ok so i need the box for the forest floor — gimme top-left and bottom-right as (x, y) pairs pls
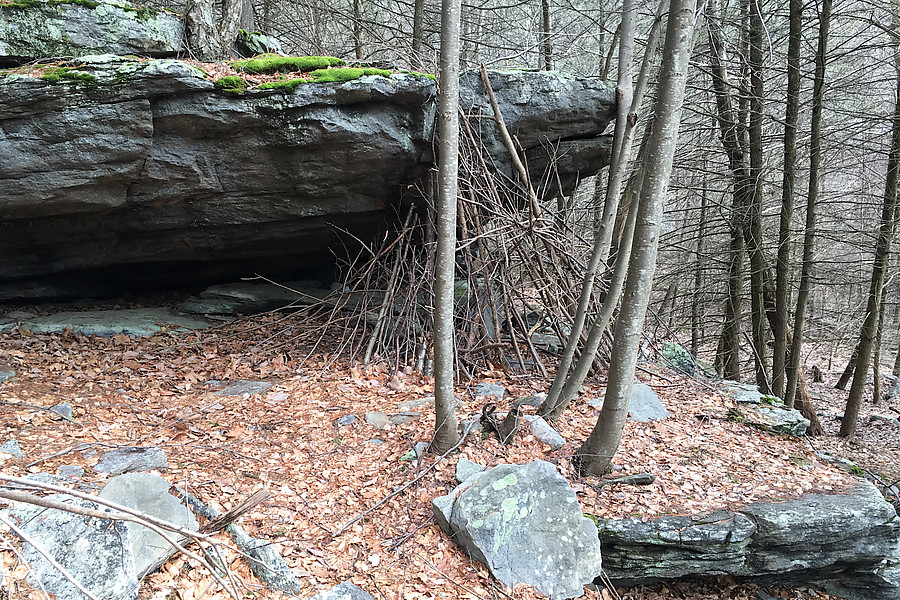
(0, 300), (897, 600)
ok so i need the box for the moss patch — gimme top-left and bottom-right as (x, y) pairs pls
(41, 66), (97, 85)
(214, 75), (248, 94)
(1, 0), (100, 8)
(229, 54), (344, 75)
(309, 67), (392, 83)
(257, 78), (306, 93)
(400, 70), (436, 81)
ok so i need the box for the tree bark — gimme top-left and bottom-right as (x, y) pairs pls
(431, 0), (462, 454)
(412, 0), (425, 68)
(576, 0), (697, 477)
(541, 0), (554, 70)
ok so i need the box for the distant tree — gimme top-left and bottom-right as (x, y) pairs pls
(842, 43), (900, 437)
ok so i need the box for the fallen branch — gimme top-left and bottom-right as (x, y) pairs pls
(0, 474), (240, 599)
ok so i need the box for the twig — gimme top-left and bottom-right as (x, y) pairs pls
(201, 488), (270, 534)
(333, 421), (479, 536)
(0, 513), (99, 600)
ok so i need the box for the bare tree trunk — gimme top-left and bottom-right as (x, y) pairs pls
(353, 0), (365, 60)
(540, 0), (636, 418)
(541, 0), (554, 70)
(786, 0), (829, 408)
(431, 0), (462, 454)
(709, 0), (749, 382)
(874, 283), (888, 404)
(185, 0), (219, 61)
(692, 182), (707, 358)
(747, 0), (770, 394)
(772, 0), (802, 402)
(412, 0), (425, 68)
(576, 0), (697, 477)
(841, 47), (900, 437)
(835, 344), (859, 390)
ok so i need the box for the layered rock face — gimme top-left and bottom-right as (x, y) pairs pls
(0, 2), (616, 301)
(596, 481), (900, 600)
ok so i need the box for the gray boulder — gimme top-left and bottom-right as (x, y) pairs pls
(472, 382), (506, 403)
(594, 481), (900, 600)
(720, 381), (809, 437)
(628, 382), (670, 422)
(523, 415), (566, 449)
(99, 473), (199, 577)
(740, 481), (900, 599)
(433, 460), (602, 599)
(0, 439), (24, 458)
(307, 580), (374, 600)
(213, 380), (272, 397)
(660, 342), (694, 375)
(8, 495), (138, 600)
(597, 510), (756, 584)
(0, 0), (182, 62)
(95, 446), (169, 474)
(460, 70), (615, 195)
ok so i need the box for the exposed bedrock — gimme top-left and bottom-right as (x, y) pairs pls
(0, 54), (614, 301)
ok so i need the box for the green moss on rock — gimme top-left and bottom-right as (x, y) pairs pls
(214, 75), (247, 94)
(257, 78), (306, 92)
(309, 67), (392, 83)
(401, 70), (436, 81)
(1, 0), (101, 8)
(41, 66), (98, 85)
(229, 54), (344, 75)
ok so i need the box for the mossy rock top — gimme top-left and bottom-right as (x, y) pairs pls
(228, 54), (344, 75)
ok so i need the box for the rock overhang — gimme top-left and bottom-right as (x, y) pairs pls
(0, 52), (615, 301)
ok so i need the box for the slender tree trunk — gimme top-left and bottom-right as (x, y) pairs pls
(541, 0), (554, 70)
(874, 283), (888, 404)
(692, 182), (707, 358)
(709, 0), (750, 381)
(412, 0), (425, 68)
(786, 0), (829, 408)
(353, 0), (365, 60)
(746, 0), (770, 394)
(841, 52), (900, 438)
(431, 0), (462, 454)
(893, 338), (900, 377)
(540, 0), (670, 420)
(576, 0), (697, 477)
(835, 344), (859, 390)
(773, 0), (802, 400)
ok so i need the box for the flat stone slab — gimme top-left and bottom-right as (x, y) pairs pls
(211, 380), (273, 397)
(307, 581), (374, 600)
(99, 473), (199, 576)
(7, 495), (138, 600)
(628, 382), (670, 422)
(1, 308), (211, 337)
(95, 447), (169, 474)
